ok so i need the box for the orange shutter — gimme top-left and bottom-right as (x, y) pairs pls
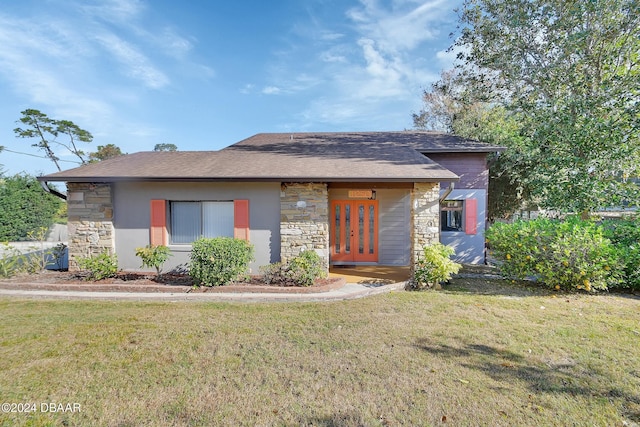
(234, 199), (250, 240)
(150, 200), (167, 245)
(465, 198), (478, 235)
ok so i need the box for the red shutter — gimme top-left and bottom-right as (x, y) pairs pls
(150, 200), (167, 245)
(465, 198), (478, 235)
(234, 199), (250, 240)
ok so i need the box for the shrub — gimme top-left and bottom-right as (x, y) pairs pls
(288, 250), (327, 286)
(135, 245), (172, 276)
(260, 262), (287, 285)
(0, 242), (25, 278)
(602, 217), (640, 290)
(260, 250), (327, 287)
(189, 237), (254, 286)
(412, 243), (462, 290)
(486, 218), (623, 291)
(0, 174), (63, 241)
(77, 252), (119, 281)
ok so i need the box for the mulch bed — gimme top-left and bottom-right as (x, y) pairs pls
(0, 271), (346, 294)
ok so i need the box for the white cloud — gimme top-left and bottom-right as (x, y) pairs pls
(261, 0), (460, 132)
(81, 0), (146, 24)
(94, 32), (170, 89)
(263, 86), (282, 95)
(159, 27), (194, 59)
(347, 0), (449, 54)
(0, 14), (113, 121)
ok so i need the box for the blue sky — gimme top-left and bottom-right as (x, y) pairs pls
(0, 0), (462, 176)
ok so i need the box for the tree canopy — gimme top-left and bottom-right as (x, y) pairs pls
(417, 0), (640, 217)
(154, 143), (178, 152)
(14, 109), (93, 171)
(89, 144), (124, 162)
(0, 174), (63, 241)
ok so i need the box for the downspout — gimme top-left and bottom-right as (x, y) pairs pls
(439, 182), (455, 204)
(40, 181), (67, 201)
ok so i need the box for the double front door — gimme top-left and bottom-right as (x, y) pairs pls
(330, 200), (378, 263)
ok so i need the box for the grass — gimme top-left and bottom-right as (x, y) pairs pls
(0, 278), (639, 426)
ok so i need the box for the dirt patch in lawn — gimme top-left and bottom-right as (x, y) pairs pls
(0, 270), (345, 294)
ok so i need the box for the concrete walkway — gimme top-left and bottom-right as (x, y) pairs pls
(0, 281), (407, 302)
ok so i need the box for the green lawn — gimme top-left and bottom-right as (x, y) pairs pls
(1, 280), (639, 426)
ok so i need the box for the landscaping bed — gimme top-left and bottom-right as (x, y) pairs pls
(0, 270), (345, 293)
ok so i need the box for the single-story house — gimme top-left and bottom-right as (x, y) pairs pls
(38, 132), (503, 273)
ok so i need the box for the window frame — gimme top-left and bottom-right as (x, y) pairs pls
(169, 200), (235, 245)
(440, 199), (464, 232)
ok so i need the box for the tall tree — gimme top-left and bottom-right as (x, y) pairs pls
(13, 109), (93, 171)
(89, 144), (124, 162)
(452, 0), (640, 216)
(414, 69), (532, 220)
(154, 143), (178, 152)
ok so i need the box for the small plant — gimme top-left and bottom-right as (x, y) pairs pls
(77, 252), (118, 281)
(412, 243), (462, 290)
(25, 226), (51, 272)
(260, 262), (286, 285)
(260, 250), (327, 287)
(135, 245), (172, 277)
(0, 242), (25, 278)
(287, 250), (327, 286)
(189, 237), (254, 286)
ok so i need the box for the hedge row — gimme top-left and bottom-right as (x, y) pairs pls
(486, 217), (639, 291)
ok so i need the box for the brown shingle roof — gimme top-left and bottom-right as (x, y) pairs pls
(39, 131), (503, 183)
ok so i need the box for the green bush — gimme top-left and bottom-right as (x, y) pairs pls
(260, 250), (327, 287)
(602, 217), (640, 290)
(412, 243), (462, 290)
(77, 252), (119, 281)
(135, 245), (172, 276)
(486, 218), (623, 291)
(288, 250), (327, 286)
(0, 174), (63, 241)
(189, 237), (254, 286)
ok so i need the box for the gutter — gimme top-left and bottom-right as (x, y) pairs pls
(439, 182), (455, 204)
(40, 181), (67, 201)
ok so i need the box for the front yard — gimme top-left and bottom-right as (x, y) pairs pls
(0, 277), (638, 426)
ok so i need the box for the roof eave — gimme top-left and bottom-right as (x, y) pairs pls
(38, 176), (460, 183)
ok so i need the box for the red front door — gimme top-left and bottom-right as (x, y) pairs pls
(330, 200), (378, 263)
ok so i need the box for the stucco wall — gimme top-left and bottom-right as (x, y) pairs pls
(280, 183), (329, 268)
(440, 189), (487, 264)
(112, 181), (281, 273)
(66, 183), (115, 271)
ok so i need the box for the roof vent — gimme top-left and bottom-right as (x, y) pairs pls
(290, 134), (293, 141)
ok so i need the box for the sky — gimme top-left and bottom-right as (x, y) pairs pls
(0, 0), (462, 177)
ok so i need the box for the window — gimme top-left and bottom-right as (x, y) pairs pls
(441, 200), (464, 232)
(170, 201), (234, 244)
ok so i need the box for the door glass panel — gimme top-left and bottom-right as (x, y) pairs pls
(334, 204), (340, 253)
(345, 204), (350, 253)
(358, 204), (364, 254)
(369, 204), (375, 254)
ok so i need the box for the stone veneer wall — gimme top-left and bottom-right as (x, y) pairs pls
(66, 183), (114, 271)
(411, 182), (441, 266)
(280, 183), (329, 268)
